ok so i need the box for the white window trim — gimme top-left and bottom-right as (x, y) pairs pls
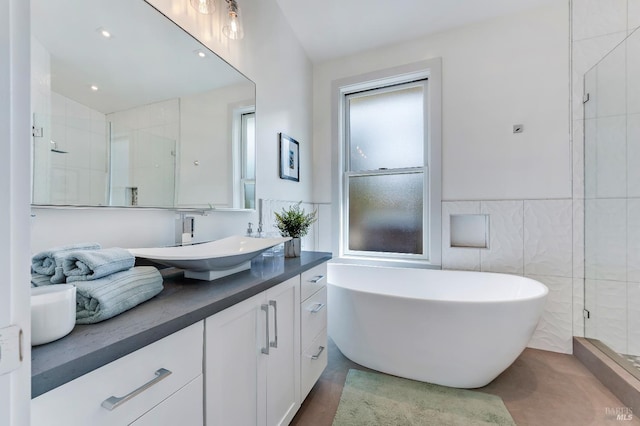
(231, 105), (255, 209)
(331, 59), (442, 266)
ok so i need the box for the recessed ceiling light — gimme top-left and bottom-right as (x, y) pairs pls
(96, 27), (112, 39)
(194, 49), (206, 58)
(90, 85), (99, 91)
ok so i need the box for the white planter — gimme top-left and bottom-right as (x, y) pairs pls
(284, 238), (301, 258)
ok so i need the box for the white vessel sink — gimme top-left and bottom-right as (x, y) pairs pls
(128, 235), (290, 281)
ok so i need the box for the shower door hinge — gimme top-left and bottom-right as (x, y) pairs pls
(583, 93), (590, 103)
(32, 126), (43, 137)
(583, 309), (591, 319)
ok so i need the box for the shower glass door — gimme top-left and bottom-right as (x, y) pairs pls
(583, 26), (640, 371)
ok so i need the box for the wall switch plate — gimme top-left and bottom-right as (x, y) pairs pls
(0, 325), (22, 376)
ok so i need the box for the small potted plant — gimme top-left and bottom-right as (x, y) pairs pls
(274, 202), (317, 257)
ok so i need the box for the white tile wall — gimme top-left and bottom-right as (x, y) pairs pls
(572, 0), (628, 41)
(585, 198), (627, 281)
(628, 282), (640, 355)
(596, 116), (627, 198)
(586, 279), (628, 354)
(595, 44), (627, 117)
(628, 114), (640, 197)
(630, 0), (640, 30)
(627, 199), (640, 282)
(573, 199), (585, 279)
(524, 200), (573, 278)
(629, 35), (640, 115)
(527, 275), (573, 354)
(479, 201), (524, 275)
(573, 32), (627, 121)
(574, 278), (586, 337)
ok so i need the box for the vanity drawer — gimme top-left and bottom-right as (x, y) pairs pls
(32, 321), (204, 426)
(301, 328), (327, 400)
(301, 286), (327, 350)
(130, 375), (203, 426)
(300, 262), (327, 302)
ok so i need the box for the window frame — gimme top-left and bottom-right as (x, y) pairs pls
(231, 106), (255, 209)
(331, 59), (442, 266)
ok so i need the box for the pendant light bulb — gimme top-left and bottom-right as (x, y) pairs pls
(222, 0), (244, 40)
(190, 0), (215, 14)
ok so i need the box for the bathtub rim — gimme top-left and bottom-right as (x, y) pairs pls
(327, 262), (549, 304)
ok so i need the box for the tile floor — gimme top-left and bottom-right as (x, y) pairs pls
(291, 338), (640, 426)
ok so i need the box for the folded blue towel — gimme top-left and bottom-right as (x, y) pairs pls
(63, 248), (135, 283)
(31, 243), (101, 283)
(31, 273), (52, 287)
(74, 266), (163, 324)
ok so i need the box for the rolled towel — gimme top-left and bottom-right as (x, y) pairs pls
(31, 273), (53, 287)
(63, 247), (135, 283)
(31, 243), (101, 282)
(74, 266), (163, 324)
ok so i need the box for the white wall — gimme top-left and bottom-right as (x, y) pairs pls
(313, 3), (573, 353)
(31, 0), (313, 252)
(314, 3), (570, 203)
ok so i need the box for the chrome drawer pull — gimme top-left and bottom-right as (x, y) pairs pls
(308, 275), (325, 284)
(261, 304), (270, 355)
(101, 368), (172, 411)
(310, 346), (325, 360)
(269, 300), (278, 348)
(310, 303), (326, 314)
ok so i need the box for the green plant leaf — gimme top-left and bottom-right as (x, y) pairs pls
(273, 202), (317, 238)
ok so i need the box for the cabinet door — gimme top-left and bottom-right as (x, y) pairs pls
(205, 292), (267, 426)
(265, 276), (301, 426)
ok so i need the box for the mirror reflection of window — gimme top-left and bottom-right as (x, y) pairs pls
(239, 110), (256, 209)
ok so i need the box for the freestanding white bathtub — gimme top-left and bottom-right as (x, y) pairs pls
(327, 263), (548, 388)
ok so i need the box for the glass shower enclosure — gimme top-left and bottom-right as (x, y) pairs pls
(583, 26), (640, 373)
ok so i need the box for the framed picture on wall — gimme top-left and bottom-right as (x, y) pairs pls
(279, 133), (300, 182)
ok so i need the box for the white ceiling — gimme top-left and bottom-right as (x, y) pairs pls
(275, 0), (557, 62)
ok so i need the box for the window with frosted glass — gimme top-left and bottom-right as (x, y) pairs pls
(348, 173), (423, 254)
(345, 81), (426, 257)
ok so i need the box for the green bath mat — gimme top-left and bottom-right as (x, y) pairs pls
(332, 369), (516, 426)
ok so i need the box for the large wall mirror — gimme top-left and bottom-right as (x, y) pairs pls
(30, 0), (256, 210)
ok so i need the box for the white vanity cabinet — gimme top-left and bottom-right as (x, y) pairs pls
(31, 321), (204, 426)
(205, 276), (301, 426)
(300, 262), (328, 399)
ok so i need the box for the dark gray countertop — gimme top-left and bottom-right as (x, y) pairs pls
(31, 251), (331, 398)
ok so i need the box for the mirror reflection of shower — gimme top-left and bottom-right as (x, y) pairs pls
(49, 140), (68, 154)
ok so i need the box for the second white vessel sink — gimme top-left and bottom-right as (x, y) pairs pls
(128, 235), (290, 281)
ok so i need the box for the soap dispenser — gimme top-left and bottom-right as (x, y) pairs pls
(246, 222), (253, 237)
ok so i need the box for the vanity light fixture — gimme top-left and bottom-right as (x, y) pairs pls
(222, 0), (244, 40)
(190, 0), (215, 14)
